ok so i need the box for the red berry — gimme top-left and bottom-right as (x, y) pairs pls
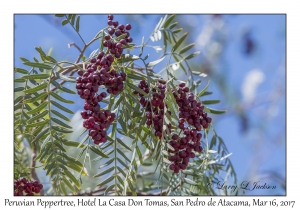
(125, 24), (132, 30)
(108, 14), (113, 20)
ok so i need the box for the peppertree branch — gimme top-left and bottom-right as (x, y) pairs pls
(31, 143), (44, 195)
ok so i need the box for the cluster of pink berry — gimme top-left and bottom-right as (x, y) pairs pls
(133, 80), (171, 139)
(134, 80), (212, 173)
(76, 14), (132, 144)
(174, 83), (212, 130)
(166, 83), (211, 173)
(14, 177), (43, 196)
(105, 14), (133, 58)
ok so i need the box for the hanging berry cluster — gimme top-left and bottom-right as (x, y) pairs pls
(76, 14), (131, 144)
(133, 80), (172, 139)
(105, 14), (133, 58)
(134, 81), (212, 173)
(14, 178), (43, 196)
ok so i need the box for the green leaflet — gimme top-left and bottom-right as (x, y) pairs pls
(62, 177), (76, 194)
(27, 110), (48, 124)
(14, 78), (26, 83)
(23, 92), (48, 104)
(51, 80), (76, 94)
(163, 14), (176, 28)
(89, 146), (109, 158)
(66, 161), (88, 176)
(26, 119), (49, 128)
(116, 54), (139, 63)
(99, 158), (115, 169)
(51, 110), (70, 122)
(52, 126), (73, 133)
(51, 117), (72, 129)
(14, 87), (24, 92)
(201, 100), (220, 105)
(147, 56), (166, 67)
(50, 92), (74, 104)
(23, 62), (52, 70)
(54, 142), (66, 152)
(183, 51), (200, 60)
(93, 166), (114, 178)
(179, 43), (196, 54)
(62, 140), (85, 148)
(75, 15), (80, 32)
(104, 185), (114, 196)
(50, 100), (74, 114)
(55, 14), (65, 17)
(26, 101), (48, 115)
(184, 178), (198, 186)
(197, 80), (210, 99)
(117, 138), (132, 151)
(33, 127), (49, 143)
(127, 83), (147, 96)
(116, 148), (130, 162)
(60, 181), (68, 195)
(15, 68), (28, 74)
(64, 169), (81, 190)
(172, 32), (188, 52)
(136, 146), (143, 164)
(204, 107), (226, 114)
(62, 19), (68, 25)
(97, 176), (114, 187)
(24, 83), (48, 93)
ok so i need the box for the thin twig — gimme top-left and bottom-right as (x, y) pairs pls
(68, 42), (82, 53)
(31, 143), (44, 195)
(134, 67), (154, 72)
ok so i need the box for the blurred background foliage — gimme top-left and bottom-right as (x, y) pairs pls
(14, 14), (286, 195)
